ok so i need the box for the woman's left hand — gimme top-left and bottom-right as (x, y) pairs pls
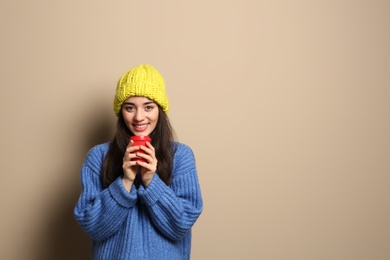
(136, 141), (158, 187)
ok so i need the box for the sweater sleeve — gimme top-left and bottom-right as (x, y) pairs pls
(138, 143), (203, 241)
(74, 145), (138, 241)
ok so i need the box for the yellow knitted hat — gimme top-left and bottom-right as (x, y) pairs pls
(113, 64), (169, 116)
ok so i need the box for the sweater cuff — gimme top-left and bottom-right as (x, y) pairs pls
(108, 177), (138, 208)
(138, 174), (167, 206)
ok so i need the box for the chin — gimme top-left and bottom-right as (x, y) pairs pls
(131, 130), (151, 136)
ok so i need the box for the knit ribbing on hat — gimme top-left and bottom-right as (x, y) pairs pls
(113, 64), (169, 116)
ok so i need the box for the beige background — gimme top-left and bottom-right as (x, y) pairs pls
(1, 0), (389, 259)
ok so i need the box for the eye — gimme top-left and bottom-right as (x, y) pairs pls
(145, 105), (154, 111)
(124, 106), (135, 112)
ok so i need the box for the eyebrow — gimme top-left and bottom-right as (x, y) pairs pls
(123, 101), (155, 106)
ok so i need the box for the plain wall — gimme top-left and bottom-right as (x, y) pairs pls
(1, 1), (389, 259)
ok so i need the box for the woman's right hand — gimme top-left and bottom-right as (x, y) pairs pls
(122, 140), (139, 191)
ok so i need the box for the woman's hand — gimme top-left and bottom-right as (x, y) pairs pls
(122, 140), (139, 191)
(136, 141), (158, 188)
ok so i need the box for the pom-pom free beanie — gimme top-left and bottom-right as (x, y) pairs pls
(113, 64), (169, 116)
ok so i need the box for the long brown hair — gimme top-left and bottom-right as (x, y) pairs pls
(102, 106), (176, 188)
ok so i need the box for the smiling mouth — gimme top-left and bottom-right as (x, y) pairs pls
(133, 123), (148, 131)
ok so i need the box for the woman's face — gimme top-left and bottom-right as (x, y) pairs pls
(121, 96), (159, 136)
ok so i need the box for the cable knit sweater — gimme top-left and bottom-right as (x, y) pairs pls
(74, 142), (203, 260)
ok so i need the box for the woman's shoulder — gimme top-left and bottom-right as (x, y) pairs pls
(173, 141), (191, 151)
(84, 142), (110, 162)
(89, 142), (110, 154)
(80, 142), (110, 173)
(172, 141), (195, 159)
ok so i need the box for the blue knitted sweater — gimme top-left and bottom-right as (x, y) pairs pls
(74, 142), (203, 260)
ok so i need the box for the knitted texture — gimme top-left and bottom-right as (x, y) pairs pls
(74, 142), (203, 260)
(113, 64), (169, 116)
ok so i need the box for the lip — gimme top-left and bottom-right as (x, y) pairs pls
(132, 123), (149, 132)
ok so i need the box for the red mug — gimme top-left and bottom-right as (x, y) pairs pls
(130, 136), (151, 162)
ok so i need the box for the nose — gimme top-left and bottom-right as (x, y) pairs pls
(134, 109), (145, 121)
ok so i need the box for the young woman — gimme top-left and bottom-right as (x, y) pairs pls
(74, 64), (203, 259)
